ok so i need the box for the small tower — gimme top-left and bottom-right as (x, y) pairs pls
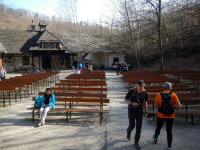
(31, 19), (35, 32)
(38, 20), (47, 32)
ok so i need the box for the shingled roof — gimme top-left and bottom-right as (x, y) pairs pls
(0, 28), (112, 54)
(36, 30), (64, 44)
(0, 30), (67, 53)
(0, 42), (7, 53)
(0, 30), (36, 53)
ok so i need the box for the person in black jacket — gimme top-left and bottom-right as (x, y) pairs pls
(124, 80), (148, 149)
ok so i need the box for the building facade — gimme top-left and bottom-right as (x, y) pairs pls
(0, 20), (77, 72)
(85, 52), (125, 68)
(0, 20), (125, 72)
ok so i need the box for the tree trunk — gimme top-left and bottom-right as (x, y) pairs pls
(158, 0), (163, 72)
(124, 0), (141, 69)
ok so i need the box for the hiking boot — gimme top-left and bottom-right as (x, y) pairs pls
(153, 135), (157, 144)
(134, 143), (141, 150)
(38, 121), (45, 127)
(37, 122), (42, 127)
(127, 132), (130, 141)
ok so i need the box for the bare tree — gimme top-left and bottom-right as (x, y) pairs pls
(59, 0), (79, 33)
(113, 0), (144, 68)
(144, 0), (163, 71)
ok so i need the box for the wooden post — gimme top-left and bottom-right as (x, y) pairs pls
(32, 53), (34, 70)
(8, 90), (11, 105)
(39, 55), (41, 70)
(3, 90), (5, 107)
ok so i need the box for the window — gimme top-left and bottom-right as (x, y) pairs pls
(56, 43), (59, 49)
(22, 57), (30, 65)
(39, 42), (60, 49)
(39, 43), (43, 48)
(113, 57), (119, 63)
(4, 56), (13, 63)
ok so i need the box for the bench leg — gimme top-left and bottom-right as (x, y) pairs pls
(152, 114), (155, 121)
(185, 104), (188, 121)
(19, 89), (22, 101)
(70, 112), (72, 119)
(66, 111), (69, 122)
(69, 102), (72, 119)
(3, 97), (5, 107)
(38, 109), (40, 118)
(30, 86), (32, 95)
(28, 87), (30, 97)
(100, 112), (103, 125)
(191, 114), (194, 125)
(8, 91), (11, 105)
(15, 91), (17, 102)
(32, 109), (35, 122)
(3, 91), (5, 107)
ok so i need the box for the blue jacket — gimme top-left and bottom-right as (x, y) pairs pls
(35, 94), (57, 109)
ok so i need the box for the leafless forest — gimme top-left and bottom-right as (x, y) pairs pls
(0, 0), (200, 70)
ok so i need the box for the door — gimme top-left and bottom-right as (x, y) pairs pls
(42, 55), (51, 69)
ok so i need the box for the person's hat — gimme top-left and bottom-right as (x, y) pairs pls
(163, 82), (172, 90)
(138, 80), (145, 86)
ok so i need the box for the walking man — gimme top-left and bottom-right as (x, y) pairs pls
(153, 82), (182, 150)
(124, 80), (148, 149)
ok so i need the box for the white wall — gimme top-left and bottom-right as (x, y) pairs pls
(15, 57), (32, 70)
(85, 53), (106, 66)
(14, 57), (22, 68)
(85, 52), (125, 68)
(4, 56), (33, 72)
(34, 57), (39, 68)
(107, 53), (125, 68)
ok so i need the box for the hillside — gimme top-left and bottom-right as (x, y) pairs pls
(0, 1), (199, 70)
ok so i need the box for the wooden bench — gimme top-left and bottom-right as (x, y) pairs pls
(147, 110), (200, 125)
(147, 97), (200, 125)
(58, 80), (107, 86)
(0, 71), (58, 107)
(32, 97), (109, 124)
(32, 71), (110, 124)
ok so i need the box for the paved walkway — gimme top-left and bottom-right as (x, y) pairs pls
(106, 71), (200, 150)
(0, 70), (106, 150)
(0, 71), (200, 150)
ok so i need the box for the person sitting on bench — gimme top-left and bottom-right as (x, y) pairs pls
(0, 67), (7, 80)
(37, 88), (56, 127)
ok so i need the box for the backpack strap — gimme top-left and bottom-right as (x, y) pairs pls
(160, 92), (172, 100)
(133, 88), (140, 103)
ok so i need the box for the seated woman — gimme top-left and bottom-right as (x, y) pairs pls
(0, 67), (7, 80)
(36, 88), (56, 127)
(88, 64), (93, 72)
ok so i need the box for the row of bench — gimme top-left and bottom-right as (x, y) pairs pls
(162, 69), (200, 84)
(0, 71), (59, 107)
(32, 71), (109, 125)
(122, 69), (200, 124)
(122, 70), (171, 85)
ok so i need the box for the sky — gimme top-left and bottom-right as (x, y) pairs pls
(1, 0), (113, 23)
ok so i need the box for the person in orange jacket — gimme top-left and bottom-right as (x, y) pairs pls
(153, 82), (182, 150)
